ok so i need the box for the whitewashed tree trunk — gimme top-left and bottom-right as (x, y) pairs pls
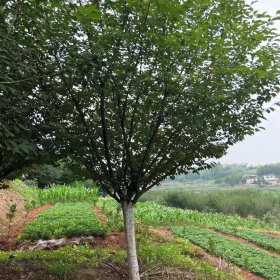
(122, 201), (140, 280)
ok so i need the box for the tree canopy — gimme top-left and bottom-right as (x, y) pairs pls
(37, 0), (280, 202)
(0, 0), (66, 180)
(0, 3), (42, 180)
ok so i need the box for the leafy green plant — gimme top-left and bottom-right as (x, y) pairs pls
(6, 203), (17, 237)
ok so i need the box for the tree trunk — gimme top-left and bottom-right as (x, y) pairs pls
(122, 201), (140, 280)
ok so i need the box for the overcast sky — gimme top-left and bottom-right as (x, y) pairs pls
(221, 0), (280, 166)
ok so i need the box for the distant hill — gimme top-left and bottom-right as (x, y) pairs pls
(163, 163), (280, 187)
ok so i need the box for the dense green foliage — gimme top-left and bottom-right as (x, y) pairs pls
(174, 226), (280, 280)
(142, 189), (280, 220)
(20, 159), (93, 187)
(21, 203), (105, 240)
(2, 0), (280, 278)
(0, 1), (68, 181)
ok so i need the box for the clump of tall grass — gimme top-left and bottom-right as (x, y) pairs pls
(37, 184), (99, 206)
(11, 179), (99, 208)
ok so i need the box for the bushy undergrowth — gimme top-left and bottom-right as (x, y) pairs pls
(142, 189), (280, 221)
(21, 203), (105, 240)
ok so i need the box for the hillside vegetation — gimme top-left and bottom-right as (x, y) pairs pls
(142, 189), (280, 223)
(163, 163), (280, 187)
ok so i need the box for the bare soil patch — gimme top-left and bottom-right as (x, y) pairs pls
(149, 227), (173, 241)
(94, 232), (126, 248)
(0, 189), (52, 250)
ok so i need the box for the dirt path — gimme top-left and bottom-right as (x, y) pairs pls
(94, 206), (108, 225)
(0, 190), (27, 237)
(93, 206), (126, 248)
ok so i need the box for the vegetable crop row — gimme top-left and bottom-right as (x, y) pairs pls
(135, 202), (275, 230)
(173, 225), (280, 280)
(213, 226), (280, 253)
(21, 203), (105, 240)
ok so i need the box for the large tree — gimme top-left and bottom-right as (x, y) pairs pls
(6, 1), (280, 279)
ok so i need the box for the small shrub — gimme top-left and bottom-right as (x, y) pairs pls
(6, 203), (17, 237)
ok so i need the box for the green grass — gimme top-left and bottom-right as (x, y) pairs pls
(21, 203), (105, 240)
(173, 225), (280, 280)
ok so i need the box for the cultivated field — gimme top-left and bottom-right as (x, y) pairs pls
(1, 181), (280, 280)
